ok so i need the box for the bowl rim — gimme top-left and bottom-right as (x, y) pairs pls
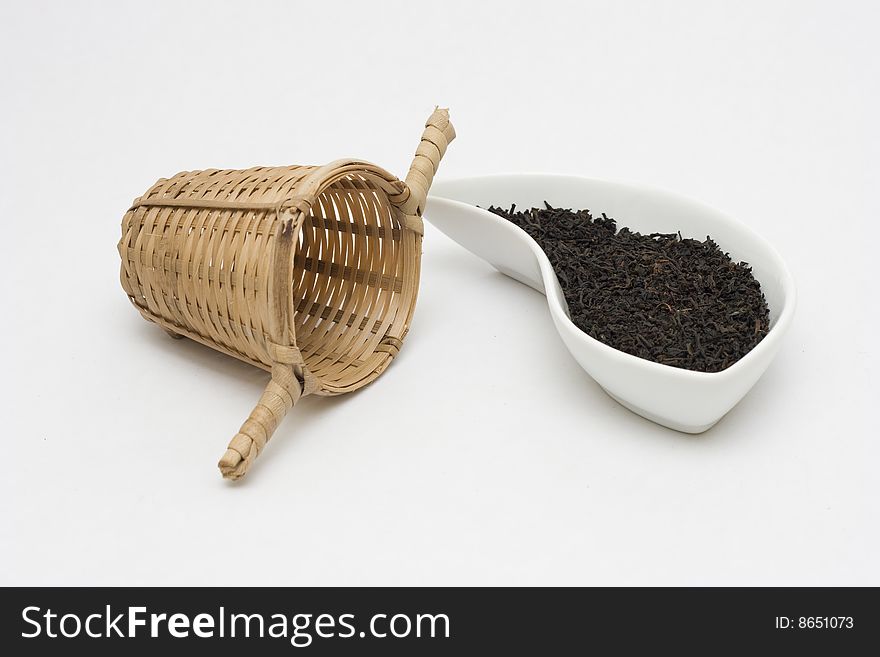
(428, 172), (797, 381)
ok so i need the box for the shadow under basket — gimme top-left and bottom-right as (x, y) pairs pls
(118, 109), (455, 480)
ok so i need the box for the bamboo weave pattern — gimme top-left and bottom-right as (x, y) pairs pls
(119, 109), (455, 479)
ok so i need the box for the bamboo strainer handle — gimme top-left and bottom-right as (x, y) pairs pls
(398, 107), (456, 216)
(217, 216), (312, 481)
(217, 365), (305, 480)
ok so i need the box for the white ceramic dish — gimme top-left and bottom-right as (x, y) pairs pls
(426, 174), (796, 433)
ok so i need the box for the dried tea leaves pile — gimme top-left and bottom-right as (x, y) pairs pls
(487, 203), (770, 373)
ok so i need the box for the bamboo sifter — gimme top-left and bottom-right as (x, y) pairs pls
(118, 109), (454, 480)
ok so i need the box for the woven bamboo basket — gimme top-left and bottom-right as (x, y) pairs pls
(118, 109), (455, 480)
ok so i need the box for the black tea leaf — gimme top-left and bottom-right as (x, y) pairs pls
(486, 203), (770, 373)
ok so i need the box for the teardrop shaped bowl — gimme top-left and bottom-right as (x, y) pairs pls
(426, 174), (796, 433)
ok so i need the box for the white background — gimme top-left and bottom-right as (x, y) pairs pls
(2, 0), (877, 585)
